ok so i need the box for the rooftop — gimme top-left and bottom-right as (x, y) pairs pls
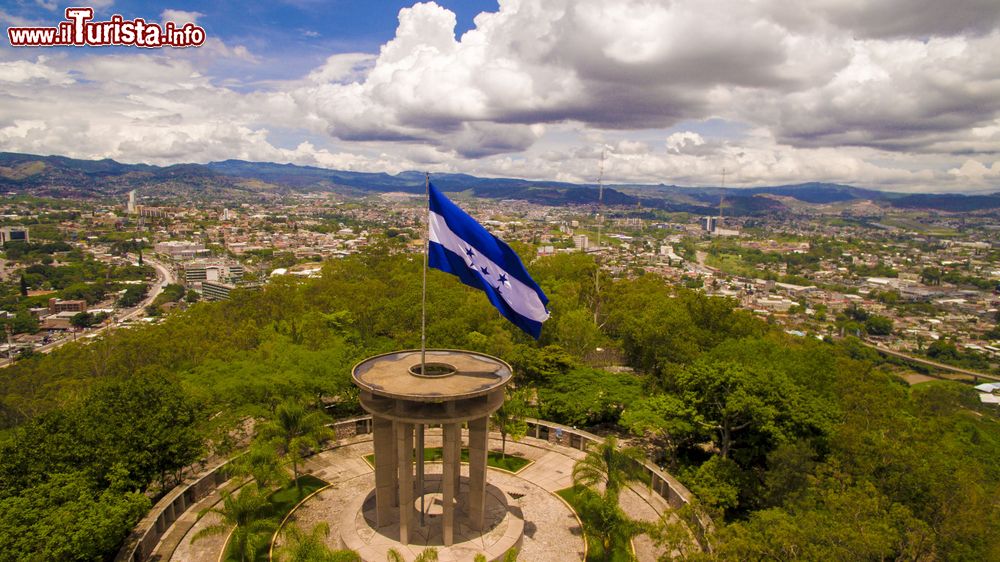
(353, 349), (511, 402)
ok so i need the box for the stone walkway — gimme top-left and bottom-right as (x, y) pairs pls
(159, 432), (674, 562)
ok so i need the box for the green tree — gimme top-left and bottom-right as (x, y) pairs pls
(259, 401), (332, 497)
(276, 522), (360, 562)
(70, 311), (96, 329)
(192, 484), (272, 562)
(538, 366), (643, 427)
(5, 309), (39, 334)
(492, 388), (529, 459)
(620, 394), (698, 469)
(77, 371), (203, 490)
(864, 315), (893, 336)
(414, 548), (439, 562)
(227, 441), (289, 490)
(572, 435), (647, 503)
(926, 338), (959, 361)
(920, 267), (942, 285)
(0, 471), (150, 562)
(713, 478), (933, 561)
(575, 487), (647, 560)
(118, 285), (147, 307)
(672, 359), (813, 461)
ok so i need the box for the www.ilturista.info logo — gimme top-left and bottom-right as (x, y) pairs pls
(7, 7), (206, 48)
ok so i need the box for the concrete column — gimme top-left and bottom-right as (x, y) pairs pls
(416, 424), (425, 527)
(373, 416), (396, 527)
(442, 422), (459, 546)
(453, 423), (462, 495)
(396, 421), (414, 545)
(467, 416), (489, 531)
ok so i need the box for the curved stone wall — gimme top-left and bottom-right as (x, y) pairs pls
(115, 414), (712, 561)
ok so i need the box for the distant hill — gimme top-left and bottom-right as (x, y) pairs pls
(0, 152), (997, 213)
(745, 183), (891, 203)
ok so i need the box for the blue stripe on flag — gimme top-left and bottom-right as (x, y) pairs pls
(427, 183), (549, 338)
(428, 241), (545, 338)
(429, 184), (547, 297)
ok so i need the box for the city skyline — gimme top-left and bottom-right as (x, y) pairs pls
(2, 0), (1000, 192)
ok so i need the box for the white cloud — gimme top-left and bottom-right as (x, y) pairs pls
(161, 9), (204, 25)
(33, 0), (58, 12)
(305, 53), (376, 84)
(666, 132), (706, 154)
(0, 0), (998, 193)
(0, 9), (44, 27)
(0, 57), (74, 85)
(949, 159), (1000, 182)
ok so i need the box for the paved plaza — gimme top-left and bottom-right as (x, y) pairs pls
(157, 431), (674, 562)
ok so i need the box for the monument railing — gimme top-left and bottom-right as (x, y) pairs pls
(522, 417), (714, 552)
(115, 414), (711, 561)
(113, 457), (232, 562)
(114, 415), (371, 562)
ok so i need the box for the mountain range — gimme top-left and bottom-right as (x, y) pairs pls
(1, 152), (998, 214)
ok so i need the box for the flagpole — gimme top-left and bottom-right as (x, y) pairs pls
(419, 172), (429, 526)
(421, 172), (429, 373)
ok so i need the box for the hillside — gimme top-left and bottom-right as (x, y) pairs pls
(1, 152), (998, 213)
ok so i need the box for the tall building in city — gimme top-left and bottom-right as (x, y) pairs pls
(201, 280), (236, 301)
(127, 190), (137, 214)
(177, 262), (244, 286)
(0, 226), (29, 244)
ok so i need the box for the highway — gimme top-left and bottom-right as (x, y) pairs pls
(863, 340), (1000, 383)
(119, 256), (175, 322)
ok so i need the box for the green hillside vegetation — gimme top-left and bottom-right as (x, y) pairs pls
(0, 239), (997, 561)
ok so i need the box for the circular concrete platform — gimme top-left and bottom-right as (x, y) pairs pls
(340, 473), (523, 561)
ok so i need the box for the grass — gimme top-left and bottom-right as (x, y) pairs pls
(364, 447), (532, 473)
(557, 486), (636, 562)
(222, 474), (327, 562)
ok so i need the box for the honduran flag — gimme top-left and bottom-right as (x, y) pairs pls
(427, 183), (550, 339)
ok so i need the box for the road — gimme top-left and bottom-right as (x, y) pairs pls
(863, 340), (1000, 383)
(120, 256), (175, 322)
(1, 256), (174, 366)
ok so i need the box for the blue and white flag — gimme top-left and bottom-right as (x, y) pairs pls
(427, 183), (550, 339)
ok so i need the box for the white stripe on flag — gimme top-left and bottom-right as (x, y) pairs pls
(429, 210), (550, 323)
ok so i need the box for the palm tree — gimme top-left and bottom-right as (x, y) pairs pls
(276, 522), (361, 562)
(227, 441), (289, 490)
(259, 400), (333, 497)
(572, 435), (647, 503)
(191, 484), (272, 562)
(577, 490), (647, 560)
(492, 388), (529, 459)
(387, 548), (437, 562)
(414, 548), (439, 562)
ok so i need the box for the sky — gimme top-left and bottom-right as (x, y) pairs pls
(1, 0), (1000, 193)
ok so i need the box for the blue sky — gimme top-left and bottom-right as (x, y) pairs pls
(3, 1), (497, 80)
(1, 1), (999, 192)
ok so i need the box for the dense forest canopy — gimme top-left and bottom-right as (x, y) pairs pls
(0, 239), (998, 561)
